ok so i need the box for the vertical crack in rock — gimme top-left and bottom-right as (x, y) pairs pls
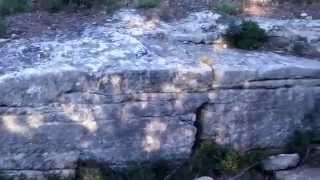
(191, 103), (208, 155)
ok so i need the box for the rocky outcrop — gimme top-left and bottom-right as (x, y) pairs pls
(0, 9), (320, 179)
(251, 17), (320, 58)
(276, 166), (320, 180)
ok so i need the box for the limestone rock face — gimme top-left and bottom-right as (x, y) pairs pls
(201, 49), (320, 151)
(276, 166), (320, 180)
(0, 9), (320, 179)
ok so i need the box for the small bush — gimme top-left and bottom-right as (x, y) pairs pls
(225, 21), (268, 50)
(137, 0), (160, 8)
(0, 0), (29, 16)
(39, 0), (94, 12)
(77, 160), (172, 180)
(286, 131), (314, 155)
(40, 0), (65, 12)
(38, 0), (118, 12)
(77, 142), (269, 180)
(192, 141), (240, 174)
(215, 3), (240, 15)
(192, 141), (269, 174)
(0, 18), (6, 38)
(105, 0), (120, 14)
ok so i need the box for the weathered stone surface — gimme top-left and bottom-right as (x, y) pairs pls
(251, 17), (320, 58)
(276, 166), (320, 180)
(202, 86), (320, 151)
(168, 11), (227, 44)
(0, 9), (320, 179)
(2, 169), (75, 180)
(262, 154), (300, 171)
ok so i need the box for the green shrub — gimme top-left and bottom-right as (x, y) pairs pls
(192, 141), (269, 174)
(39, 0), (93, 12)
(215, 3), (240, 15)
(77, 160), (172, 180)
(0, 0), (29, 16)
(40, 0), (65, 12)
(105, 0), (120, 14)
(70, 0), (95, 8)
(137, 0), (160, 8)
(77, 142), (269, 180)
(0, 18), (6, 38)
(286, 131), (314, 155)
(38, 0), (118, 12)
(225, 21), (268, 50)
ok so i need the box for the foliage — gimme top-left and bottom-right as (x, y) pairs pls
(286, 131), (314, 155)
(215, 3), (240, 15)
(283, 131), (320, 167)
(0, 0), (29, 16)
(77, 141), (269, 180)
(137, 0), (160, 8)
(0, 18), (6, 38)
(77, 160), (172, 180)
(225, 21), (268, 50)
(0, 171), (9, 180)
(105, 0), (120, 14)
(70, 0), (95, 8)
(38, 0), (119, 12)
(191, 141), (267, 174)
(40, 0), (65, 12)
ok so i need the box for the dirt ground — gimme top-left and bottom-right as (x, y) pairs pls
(3, 1), (320, 39)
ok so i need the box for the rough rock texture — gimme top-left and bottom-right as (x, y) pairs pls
(262, 154), (300, 171)
(276, 166), (320, 180)
(0, 9), (320, 179)
(252, 17), (320, 58)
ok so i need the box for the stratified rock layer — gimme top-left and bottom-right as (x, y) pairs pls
(0, 9), (320, 179)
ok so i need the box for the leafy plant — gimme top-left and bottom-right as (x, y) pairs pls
(286, 131), (314, 155)
(0, 18), (6, 38)
(40, 0), (65, 12)
(0, 0), (29, 16)
(38, 0), (119, 12)
(192, 141), (269, 174)
(215, 3), (240, 15)
(137, 0), (160, 8)
(76, 142), (269, 180)
(225, 21), (268, 50)
(105, 0), (120, 14)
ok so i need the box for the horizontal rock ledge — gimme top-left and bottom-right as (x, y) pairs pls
(0, 9), (320, 179)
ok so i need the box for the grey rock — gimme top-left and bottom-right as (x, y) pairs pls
(262, 154), (300, 171)
(202, 87), (320, 151)
(0, 9), (320, 179)
(251, 17), (320, 58)
(276, 166), (320, 180)
(194, 176), (214, 180)
(2, 169), (75, 180)
(169, 11), (228, 44)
